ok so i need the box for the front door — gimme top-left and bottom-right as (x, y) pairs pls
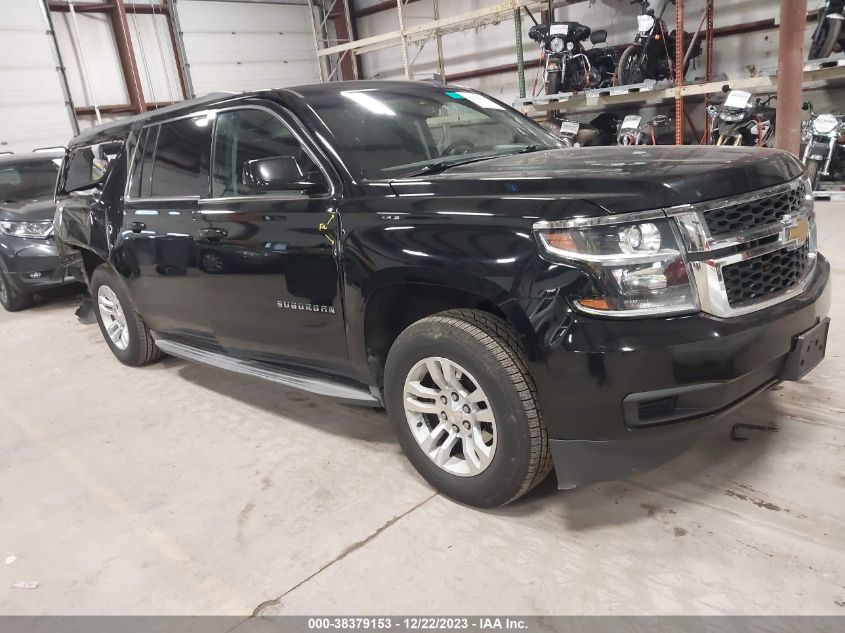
(120, 114), (213, 339)
(197, 105), (348, 373)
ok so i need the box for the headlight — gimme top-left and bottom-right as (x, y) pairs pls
(0, 220), (53, 238)
(719, 109), (747, 123)
(812, 114), (839, 135)
(533, 217), (698, 317)
(550, 37), (565, 53)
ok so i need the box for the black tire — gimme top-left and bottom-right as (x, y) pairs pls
(617, 45), (644, 86)
(806, 160), (822, 191)
(384, 309), (552, 508)
(90, 265), (161, 366)
(809, 20), (842, 60)
(0, 271), (34, 312)
(545, 72), (561, 96)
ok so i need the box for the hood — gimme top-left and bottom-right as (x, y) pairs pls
(388, 146), (805, 216)
(0, 198), (57, 223)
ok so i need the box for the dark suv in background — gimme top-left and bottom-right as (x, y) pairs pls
(54, 82), (829, 507)
(0, 152), (77, 311)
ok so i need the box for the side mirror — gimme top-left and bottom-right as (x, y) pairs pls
(802, 102), (812, 111)
(241, 156), (320, 193)
(590, 30), (608, 45)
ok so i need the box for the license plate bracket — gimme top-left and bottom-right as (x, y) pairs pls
(779, 318), (830, 381)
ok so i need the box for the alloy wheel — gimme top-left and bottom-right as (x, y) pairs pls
(97, 285), (130, 350)
(402, 357), (497, 477)
(0, 275), (8, 307)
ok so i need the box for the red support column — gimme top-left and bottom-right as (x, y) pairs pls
(704, 0), (713, 143)
(774, 0), (809, 154)
(110, 0), (147, 113)
(330, 0), (357, 80)
(674, 0), (684, 145)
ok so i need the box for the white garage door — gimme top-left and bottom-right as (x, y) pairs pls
(0, 0), (75, 154)
(175, 0), (321, 96)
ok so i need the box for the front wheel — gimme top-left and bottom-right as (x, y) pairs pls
(806, 160), (823, 191)
(545, 71), (561, 96)
(809, 20), (842, 60)
(616, 45), (644, 85)
(0, 271), (34, 312)
(90, 265), (162, 366)
(384, 309), (552, 507)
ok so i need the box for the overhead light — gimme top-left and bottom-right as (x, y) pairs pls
(341, 91), (396, 116)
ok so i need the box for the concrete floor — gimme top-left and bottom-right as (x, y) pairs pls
(1, 203), (844, 616)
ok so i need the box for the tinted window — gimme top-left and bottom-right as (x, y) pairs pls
(0, 159), (60, 203)
(305, 88), (561, 180)
(63, 141), (123, 192)
(211, 109), (324, 198)
(149, 116), (210, 197)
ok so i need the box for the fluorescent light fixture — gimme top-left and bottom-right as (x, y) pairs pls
(341, 91), (396, 116)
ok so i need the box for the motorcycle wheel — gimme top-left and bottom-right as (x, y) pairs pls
(809, 20), (842, 60)
(545, 73), (562, 96)
(616, 45), (645, 86)
(806, 160), (822, 191)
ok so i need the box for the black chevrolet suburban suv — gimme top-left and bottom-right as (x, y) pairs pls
(54, 81), (830, 507)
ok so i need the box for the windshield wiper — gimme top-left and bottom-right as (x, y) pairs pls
(401, 147), (542, 178)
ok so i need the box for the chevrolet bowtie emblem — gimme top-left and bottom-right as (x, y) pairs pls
(780, 214), (810, 244)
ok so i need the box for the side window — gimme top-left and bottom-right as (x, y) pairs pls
(211, 109), (325, 198)
(63, 140), (123, 193)
(149, 116), (211, 198)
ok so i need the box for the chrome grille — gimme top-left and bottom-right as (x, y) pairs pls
(671, 177), (817, 318)
(723, 243), (811, 307)
(703, 182), (806, 237)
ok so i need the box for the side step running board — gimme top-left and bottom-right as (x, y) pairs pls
(154, 338), (380, 406)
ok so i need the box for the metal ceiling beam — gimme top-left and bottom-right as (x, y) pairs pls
(318, 0), (569, 58)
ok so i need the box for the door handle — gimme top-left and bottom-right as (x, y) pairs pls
(198, 228), (228, 241)
(129, 221), (146, 233)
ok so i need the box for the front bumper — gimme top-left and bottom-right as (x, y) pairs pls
(0, 235), (74, 293)
(527, 255), (831, 489)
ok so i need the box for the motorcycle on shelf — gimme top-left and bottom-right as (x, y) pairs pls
(809, 0), (845, 60)
(616, 0), (702, 86)
(617, 113), (671, 145)
(556, 112), (622, 147)
(528, 21), (616, 95)
(801, 102), (845, 189)
(707, 88), (776, 147)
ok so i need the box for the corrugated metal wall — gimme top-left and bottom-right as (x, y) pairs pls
(0, 0), (75, 154)
(175, 0), (320, 95)
(0, 0), (320, 149)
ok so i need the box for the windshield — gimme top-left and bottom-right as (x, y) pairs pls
(305, 87), (561, 180)
(0, 159), (60, 203)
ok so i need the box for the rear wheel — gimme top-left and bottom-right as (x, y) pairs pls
(0, 271), (34, 312)
(90, 265), (161, 366)
(384, 309), (552, 507)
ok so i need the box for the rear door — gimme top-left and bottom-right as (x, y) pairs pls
(196, 104), (348, 372)
(121, 114), (213, 339)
